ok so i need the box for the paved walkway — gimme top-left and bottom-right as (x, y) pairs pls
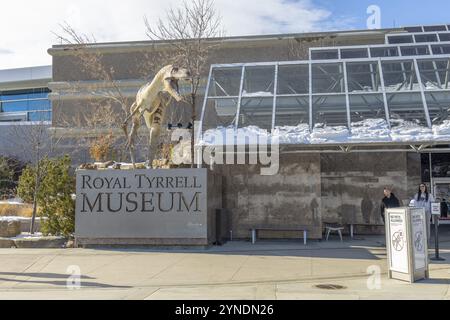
(0, 236), (449, 299)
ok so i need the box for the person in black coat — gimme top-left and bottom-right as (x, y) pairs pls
(380, 187), (401, 224)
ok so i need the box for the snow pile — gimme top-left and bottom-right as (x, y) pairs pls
(199, 119), (450, 146)
(242, 90), (273, 97)
(390, 119), (434, 141)
(273, 124), (310, 144)
(349, 119), (391, 142)
(433, 120), (450, 136)
(310, 124), (349, 143)
(201, 125), (270, 145)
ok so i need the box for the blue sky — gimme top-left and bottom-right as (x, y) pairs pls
(312, 0), (450, 30)
(0, 0), (449, 69)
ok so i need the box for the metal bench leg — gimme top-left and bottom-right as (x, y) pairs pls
(303, 230), (307, 245)
(251, 229), (256, 244)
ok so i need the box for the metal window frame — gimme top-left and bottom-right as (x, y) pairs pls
(199, 52), (450, 145)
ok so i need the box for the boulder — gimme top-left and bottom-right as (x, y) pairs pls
(0, 220), (21, 238)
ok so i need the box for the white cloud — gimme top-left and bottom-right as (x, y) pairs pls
(0, 0), (354, 70)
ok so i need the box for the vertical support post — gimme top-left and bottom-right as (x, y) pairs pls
(309, 62), (313, 131)
(271, 64), (279, 132)
(235, 66), (246, 130)
(414, 59), (432, 128)
(378, 59), (392, 129)
(369, 63), (377, 91)
(432, 59), (442, 88)
(197, 65), (214, 147)
(343, 61), (351, 129)
(430, 215), (445, 261)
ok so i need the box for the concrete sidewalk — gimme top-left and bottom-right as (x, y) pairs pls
(0, 236), (449, 300)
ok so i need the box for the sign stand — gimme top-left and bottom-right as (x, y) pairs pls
(430, 203), (445, 261)
(386, 207), (429, 283)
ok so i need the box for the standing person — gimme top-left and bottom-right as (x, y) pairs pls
(412, 183), (435, 240)
(440, 198), (448, 218)
(380, 187), (401, 224)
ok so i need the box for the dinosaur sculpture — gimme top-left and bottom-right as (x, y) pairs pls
(122, 65), (191, 166)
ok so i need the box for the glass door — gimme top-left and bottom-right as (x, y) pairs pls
(433, 178), (450, 223)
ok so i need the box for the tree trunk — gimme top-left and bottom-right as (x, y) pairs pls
(190, 93), (196, 168)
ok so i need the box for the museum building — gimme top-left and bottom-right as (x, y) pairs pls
(42, 24), (450, 239)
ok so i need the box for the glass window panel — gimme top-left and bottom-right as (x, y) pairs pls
(242, 66), (275, 96)
(425, 92), (450, 125)
(238, 97), (273, 130)
(341, 48), (368, 59)
(414, 34), (438, 43)
(417, 59), (450, 89)
(405, 27), (423, 33)
(27, 92), (49, 99)
(277, 64), (309, 95)
(381, 60), (420, 91)
(0, 93), (29, 101)
(424, 25), (447, 32)
(400, 45), (429, 56)
(439, 33), (450, 42)
(202, 98), (238, 131)
(275, 96), (309, 127)
(312, 94), (348, 127)
(207, 67), (242, 97)
(349, 94), (386, 123)
(432, 44), (450, 54)
(370, 47), (399, 58)
(28, 111), (51, 122)
(1, 101), (29, 112)
(346, 62), (381, 93)
(388, 35), (414, 44)
(312, 63), (345, 94)
(28, 100), (51, 111)
(311, 50), (339, 60)
(387, 92), (428, 127)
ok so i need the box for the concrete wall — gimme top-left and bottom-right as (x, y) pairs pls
(220, 154), (322, 239)
(216, 152), (423, 240)
(320, 153), (408, 227)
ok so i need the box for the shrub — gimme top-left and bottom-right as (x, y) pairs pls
(89, 133), (115, 162)
(17, 155), (75, 236)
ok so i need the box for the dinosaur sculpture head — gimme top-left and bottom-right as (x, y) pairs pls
(162, 65), (191, 102)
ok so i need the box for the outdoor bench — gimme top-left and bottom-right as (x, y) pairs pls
(249, 226), (309, 245)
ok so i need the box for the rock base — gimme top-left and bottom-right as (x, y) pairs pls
(0, 221), (21, 238)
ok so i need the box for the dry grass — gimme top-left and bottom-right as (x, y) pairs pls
(0, 203), (36, 217)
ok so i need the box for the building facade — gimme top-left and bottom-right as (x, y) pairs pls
(46, 25), (450, 239)
(0, 66), (52, 162)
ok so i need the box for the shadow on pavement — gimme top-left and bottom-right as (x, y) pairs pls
(0, 275), (131, 289)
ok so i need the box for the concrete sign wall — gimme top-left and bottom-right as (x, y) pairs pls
(75, 169), (211, 245)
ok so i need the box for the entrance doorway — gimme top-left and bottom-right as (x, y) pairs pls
(433, 178), (450, 224)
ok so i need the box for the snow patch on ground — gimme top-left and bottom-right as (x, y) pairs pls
(11, 232), (44, 240)
(0, 217), (41, 222)
(0, 198), (24, 205)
